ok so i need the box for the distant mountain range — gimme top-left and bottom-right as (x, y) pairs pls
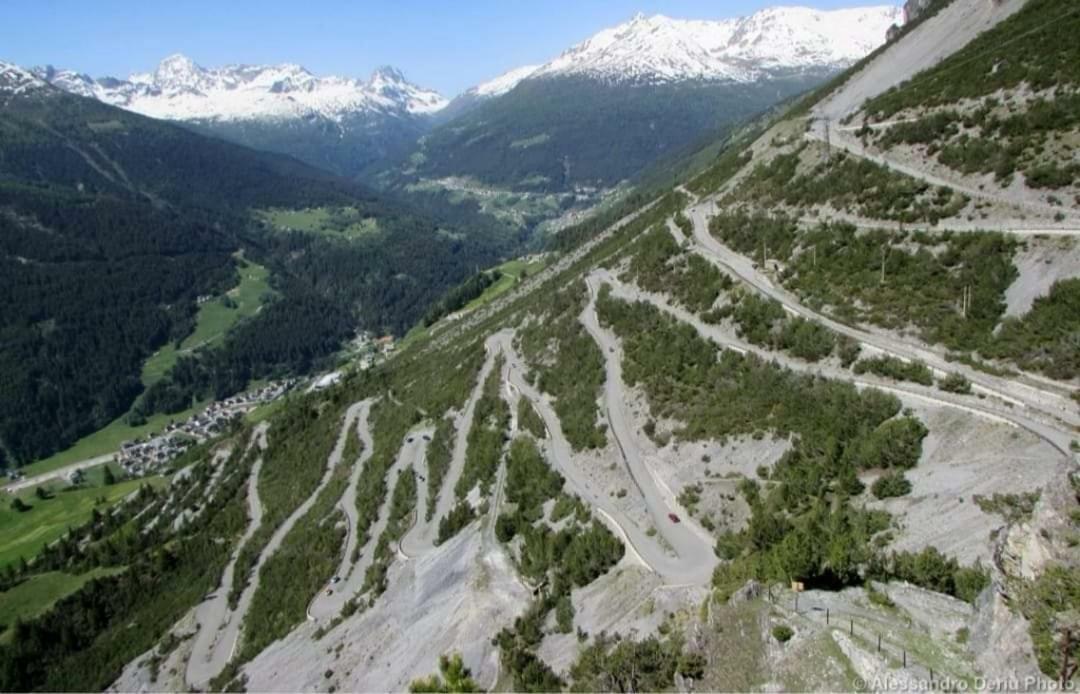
(445, 5), (900, 111)
(31, 56), (446, 178)
(33, 55), (445, 122)
(486, 6), (900, 87)
(29, 5), (903, 211)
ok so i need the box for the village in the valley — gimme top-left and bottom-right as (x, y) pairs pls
(5, 331), (397, 491)
(114, 379), (297, 477)
(116, 331), (397, 477)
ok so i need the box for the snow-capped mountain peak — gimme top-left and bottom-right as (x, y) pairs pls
(151, 53), (210, 92)
(34, 55), (447, 123)
(371, 65), (407, 84)
(0, 60), (48, 96)
(469, 4), (902, 90)
(368, 65), (446, 114)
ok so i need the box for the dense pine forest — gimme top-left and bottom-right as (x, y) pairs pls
(0, 85), (510, 466)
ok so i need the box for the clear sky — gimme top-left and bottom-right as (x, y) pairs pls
(1, 0), (893, 96)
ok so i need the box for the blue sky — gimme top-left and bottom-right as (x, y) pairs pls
(2, 0), (891, 96)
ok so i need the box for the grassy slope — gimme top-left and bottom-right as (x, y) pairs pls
(141, 256), (273, 386)
(0, 476), (164, 568)
(0, 568), (125, 640)
(18, 400), (209, 479)
(464, 258), (548, 311)
(20, 256), (270, 478)
(258, 207), (379, 241)
(398, 256), (549, 352)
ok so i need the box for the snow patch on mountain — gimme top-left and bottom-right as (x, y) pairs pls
(34, 55), (447, 123)
(472, 64), (542, 97)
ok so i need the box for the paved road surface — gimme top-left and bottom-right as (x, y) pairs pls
(399, 434), (436, 559)
(590, 268), (1075, 457)
(299, 400), (375, 622)
(5, 454), (114, 493)
(804, 122), (1080, 229)
(427, 335), (502, 537)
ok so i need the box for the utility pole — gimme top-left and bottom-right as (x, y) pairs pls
(824, 117), (832, 159)
(880, 245), (888, 285)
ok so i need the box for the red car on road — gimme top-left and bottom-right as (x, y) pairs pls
(668, 513), (681, 523)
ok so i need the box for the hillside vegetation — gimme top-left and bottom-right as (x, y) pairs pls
(862, 0), (1080, 190)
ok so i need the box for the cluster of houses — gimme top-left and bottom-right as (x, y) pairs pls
(115, 379), (296, 477)
(349, 331), (395, 371)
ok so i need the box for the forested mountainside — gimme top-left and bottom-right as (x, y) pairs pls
(0, 71), (509, 466)
(386, 73), (826, 192)
(2, 0), (1080, 691)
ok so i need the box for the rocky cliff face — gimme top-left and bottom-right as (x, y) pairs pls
(972, 461), (1079, 683)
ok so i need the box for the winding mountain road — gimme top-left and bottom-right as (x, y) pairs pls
(589, 268), (1075, 457)
(185, 400), (368, 686)
(398, 435), (435, 559)
(427, 335), (502, 536)
(494, 330), (718, 585)
(307, 425), (431, 621)
(300, 400), (374, 621)
(803, 121), (1080, 229)
(684, 204), (1080, 434)
(185, 425), (269, 689)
